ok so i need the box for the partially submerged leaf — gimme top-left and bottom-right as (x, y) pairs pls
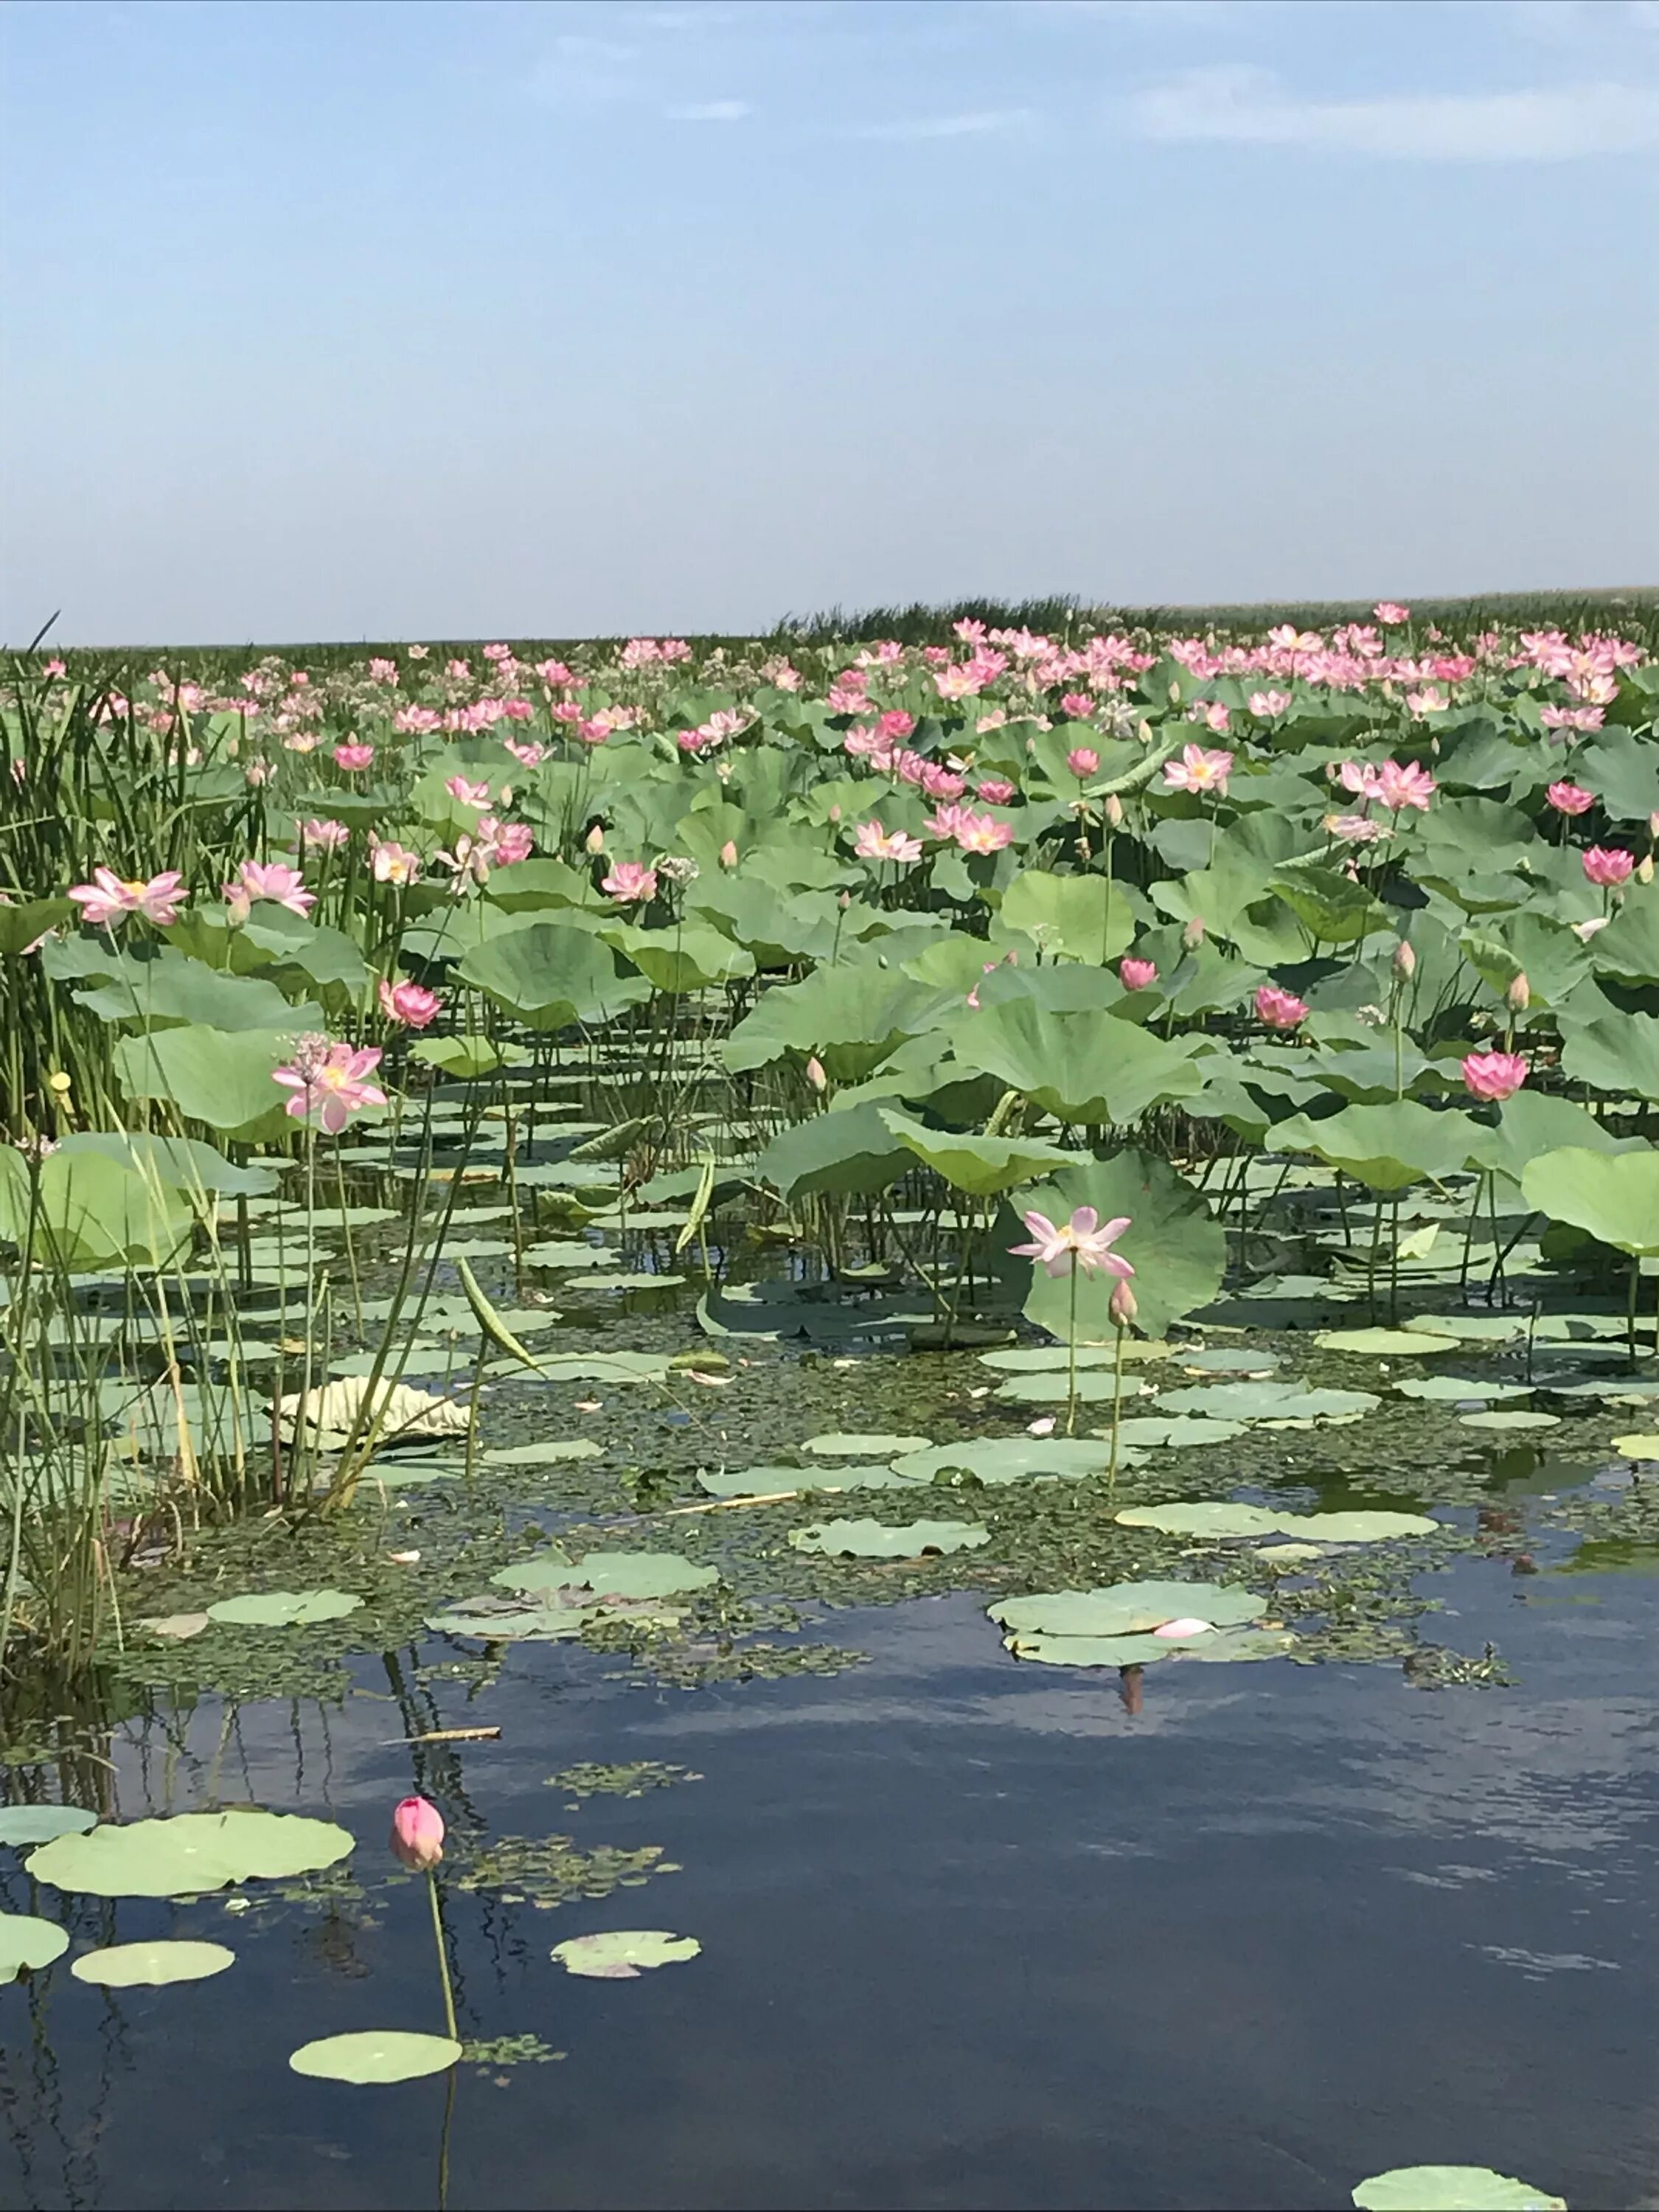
(206, 1589), (363, 1627)
(0, 1913), (69, 1979)
(550, 1930), (701, 1979)
(789, 1517), (990, 1558)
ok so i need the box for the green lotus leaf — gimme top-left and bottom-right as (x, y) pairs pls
(550, 1930), (701, 1979)
(990, 1579), (1267, 1637)
(1312, 1328), (1447, 1355)
(789, 1517), (990, 1558)
(1153, 1382), (1379, 1422)
(0, 1913), (69, 1979)
(111, 1023), (298, 1138)
(71, 1941), (235, 1988)
(1272, 1101), (1472, 1192)
(1458, 1410), (1560, 1431)
(801, 1433), (933, 1457)
(1114, 1502), (1290, 1539)
(1350, 2167), (1565, 2212)
(1004, 1625), (1293, 1668)
(954, 1001), (1206, 1126)
(205, 1589), (364, 1627)
(1393, 1376), (1532, 1402)
(1464, 1090), (1640, 1187)
(756, 1102), (911, 1202)
(891, 1437), (1115, 1484)
(289, 2031), (462, 2084)
(698, 1464), (925, 1498)
(481, 1439), (604, 1465)
(1520, 1145), (1659, 1256)
(0, 1805), (98, 1848)
(876, 1110), (1076, 1199)
(27, 1810), (354, 1897)
(998, 870), (1136, 963)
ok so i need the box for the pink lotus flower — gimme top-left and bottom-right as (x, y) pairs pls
(1375, 759), (1436, 813)
(953, 810), (1014, 855)
(333, 742), (375, 771)
(1546, 782), (1595, 816)
(370, 839), (422, 886)
(299, 817), (350, 852)
(478, 816), (533, 865)
(68, 868), (187, 929)
(1461, 1050), (1527, 1102)
(390, 1795), (445, 1873)
(976, 777), (1015, 804)
(1256, 984), (1308, 1030)
(1190, 701), (1231, 735)
(367, 656), (399, 684)
(229, 860), (315, 917)
(378, 977), (441, 1030)
(1248, 690), (1293, 718)
(1119, 956), (1158, 991)
(1373, 602), (1411, 625)
(1067, 746), (1100, 778)
(503, 738), (546, 768)
(602, 860), (658, 902)
(1405, 686), (1447, 717)
(1584, 846), (1635, 887)
(1010, 1206), (1134, 1281)
(1163, 743), (1234, 796)
(854, 819), (924, 864)
(445, 776), (491, 809)
(273, 1037), (387, 1135)
(1325, 813), (1388, 845)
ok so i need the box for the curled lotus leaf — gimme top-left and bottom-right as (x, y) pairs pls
(789, 1517), (990, 1559)
(27, 1810), (354, 1898)
(277, 1377), (468, 1447)
(289, 2030), (462, 2084)
(1350, 2168), (1565, 2212)
(0, 1913), (70, 1980)
(206, 1589), (363, 1628)
(551, 1930), (701, 1979)
(71, 1941), (235, 1988)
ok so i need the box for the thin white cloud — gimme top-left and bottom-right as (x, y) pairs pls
(1130, 65), (1659, 160)
(848, 108), (1037, 142)
(665, 99), (751, 121)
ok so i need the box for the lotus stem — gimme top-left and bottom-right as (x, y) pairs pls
(425, 1868), (459, 2043)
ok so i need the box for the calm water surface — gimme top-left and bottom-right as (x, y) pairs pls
(2, 1531), (1655, 2211)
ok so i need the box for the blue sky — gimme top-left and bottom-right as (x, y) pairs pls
(1, 0), (1655, 643)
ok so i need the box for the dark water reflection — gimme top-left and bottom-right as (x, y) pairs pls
(2, 1541), (1656, 2211)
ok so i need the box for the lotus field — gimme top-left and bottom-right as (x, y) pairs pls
(2, 606), (1657, 2208)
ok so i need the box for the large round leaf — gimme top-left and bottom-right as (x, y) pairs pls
(955, 1000), (1206, 1126)
(0, 1913), (69, 1980)
(1351, 2168), (1565, 2212)
(1272, 1102), (1473, 1192)
(1520, 1145), (1659, 1256)
(290, 2031), (462, 2084)
(205, 1589), (363, 1628)
(71, 1941), (235, 1988)
(0, 1805), (97, 1848)
(877, 1109), (1076, 1199)
(789, 1518), (989, 1558)
(1018, 1148), (1225, 1343)
(27, 1810), (354, 1898)
(551, 1930), (701, 1979)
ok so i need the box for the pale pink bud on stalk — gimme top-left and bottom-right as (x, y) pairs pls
(1641, 855), (1655, 886)
(1109, 1278), (1137, 1329)
(1183, 917), (1206, 950)
(719, 840), (738, 869)
(584, 824), (606, 855)
(1649, 812), (1659, 842)
(390, 1795), (445, 1873)
(1506, 973), (1531, 1015)
(1393, 940), (1416, 981)
(805, 1056), (827, 1093)
(1104, 793), (1124, 829)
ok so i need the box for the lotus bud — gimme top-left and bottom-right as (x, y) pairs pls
(804, 1055), (827, 1093)
(584, 823), (605, 855)
(1104, 793), (1124, 829)
(838, 891), (850, 910)
(719, 840), (738, 869)
(1109, 1278), (1137, 1329)
(1183, 917), (1206, 950)
(1506, 972), (1530, 1014)
(1649, 812), (1659, 842)
(390, 1795), (445, 1874)
(1393, 940), (1416, 980)
(829, 804), (841, 824)
(1641, 855), (1656, 886)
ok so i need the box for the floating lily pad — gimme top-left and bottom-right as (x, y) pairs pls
(550, 1930), (701, 1979)
(800, 1433), (933, 1458)
(1115, 1502), (1289, 1540)
(481, 1440), (604, 1465)
(27, 1810), (355, 1898)
(1313, 1328), (1448, 1356)
(0, 1913), (69, 1979)
(990, 1580), (1267, 1638)
(425, 1592), (599, 1641)
(1394, 1377), (1533, 1403)
(139, 1612), (213, 1641)
(575, 1551), (719, 1600)
(698, 1463), (923, 1498)
(1610, 1433), (1659, 1459)
(289, 2030), (462, 2084)
(976, 1345), (1161, 1373)
(1253, 1541), (1329, 1565)
(71, 1941), (235, 1988)
(789, 1518), (990, 1559)
(891, 1438), (1116, 1484)
(1106, 1415), (1247, 1450)
(1351, 2168), (1565, 2212)
(521, 1242), (619, 1269)
(1296, 1509), (1440, 1540)
(1412, 1314), (1529, 1343)
(1155, 1382), (1380, 1422)
(205, 1589), (363, 1628)
(1458, 1411), (1561, 1432)
(1005, 1625), (1294, 1668)
(0, 1806), (97, 1848)
(1178, 1346), (1280, 1374)
(995, 1371), (1145, 1405)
